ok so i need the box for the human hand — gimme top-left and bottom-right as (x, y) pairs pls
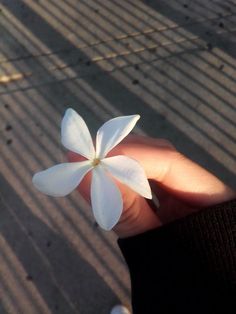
(68, 135), (236, 238)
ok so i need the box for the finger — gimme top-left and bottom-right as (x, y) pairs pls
(155, 151), (236, 206)
(148, 179), (199, 223)
(113, 194), (161, 238)
(111, 137), (236, 207)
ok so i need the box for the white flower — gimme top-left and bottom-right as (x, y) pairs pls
(32, 108), (152, 230)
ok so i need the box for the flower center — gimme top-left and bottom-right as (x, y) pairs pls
(92, 158), (100, 167)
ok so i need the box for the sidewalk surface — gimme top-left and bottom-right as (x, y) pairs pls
(0, 0), (235, 313)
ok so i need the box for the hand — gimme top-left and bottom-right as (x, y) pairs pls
(68, 135), (236, 238)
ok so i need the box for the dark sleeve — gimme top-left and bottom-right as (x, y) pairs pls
(118, 200), (236, 314)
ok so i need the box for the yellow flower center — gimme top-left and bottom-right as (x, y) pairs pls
(92, 158), (100, 167)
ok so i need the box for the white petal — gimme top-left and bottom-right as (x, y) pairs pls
(96, 115), (140, 159)
(61, 108), (95, 159)
(32, 161), (92, 197)
(91, 166), (123, 230)
(102, 156), (152, 199)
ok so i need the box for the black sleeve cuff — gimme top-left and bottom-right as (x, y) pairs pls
(118, 200), (236, 314)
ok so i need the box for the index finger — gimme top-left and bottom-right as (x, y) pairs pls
(110, 135), (236, 207)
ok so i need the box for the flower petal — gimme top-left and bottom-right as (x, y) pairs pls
(96, 115), (140, 159)
(91, 166), (123, 230)
(102, 155), (152, 199)
(61, 108), (95, 159)
(32, 161), (92, 197)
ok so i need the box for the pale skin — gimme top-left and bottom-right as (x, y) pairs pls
(68, 135), (236, 238)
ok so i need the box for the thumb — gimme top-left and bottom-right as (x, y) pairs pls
(113, 189), (162, 238)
